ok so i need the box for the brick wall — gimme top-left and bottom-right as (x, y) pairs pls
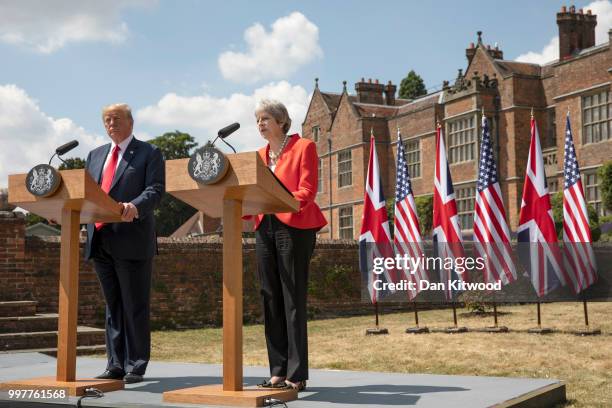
(0, 212), (371, 330)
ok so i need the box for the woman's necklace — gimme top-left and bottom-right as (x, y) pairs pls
(268, 134), (290, 166)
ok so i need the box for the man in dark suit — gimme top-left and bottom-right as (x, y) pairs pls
(85, 103), (164, 384)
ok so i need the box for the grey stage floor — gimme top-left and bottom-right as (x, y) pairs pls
(0, 353), (564, 407)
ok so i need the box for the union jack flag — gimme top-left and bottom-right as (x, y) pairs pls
(562, 114), (597, 293)
(394, 130), (428, 300)
(517, 115), (567, 297)
(359, 134), (395, 303)
(433, 125), (466, 300)
(473, 115), (517, 286)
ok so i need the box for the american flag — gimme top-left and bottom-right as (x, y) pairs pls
(432, 125), (467, 300)
(517, 115), (567, 297)
(473, 115), (517, 286)
(394, 130), (428, 300)
(359, 134), (395, 303)
(562, 114), (597, 293)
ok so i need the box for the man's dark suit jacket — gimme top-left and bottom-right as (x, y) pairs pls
(84, 137), (165, 260)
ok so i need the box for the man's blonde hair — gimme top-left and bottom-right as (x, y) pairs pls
(102, 103), (133, 123)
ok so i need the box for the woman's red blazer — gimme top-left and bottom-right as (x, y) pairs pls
(251, 134), (327, 231)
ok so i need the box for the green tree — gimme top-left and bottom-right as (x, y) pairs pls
(598, 161), (612, 213)
(148, 131), (199, 236)
(415, 195), (433, 235)
(148, 131), (198, 160)
(58, 157), (86, 170)
(398, 70), (427, 100)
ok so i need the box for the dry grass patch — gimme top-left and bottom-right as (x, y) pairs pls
(151, 302), (612, 408)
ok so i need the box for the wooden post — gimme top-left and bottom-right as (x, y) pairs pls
(222, 199), (243, 391)
(56, 208), (80, 382)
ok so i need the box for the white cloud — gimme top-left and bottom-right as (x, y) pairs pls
(218, 12), (323, 83)
(0, 0), (155, 54)
(136, 81), (311, 152)
(0, 84), (105, 187)
(516, 0), (612, 64)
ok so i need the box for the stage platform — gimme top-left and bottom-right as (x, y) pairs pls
(0, 352), (565, 407)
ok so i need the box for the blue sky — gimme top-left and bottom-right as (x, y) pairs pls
(1, 0), (610, 186)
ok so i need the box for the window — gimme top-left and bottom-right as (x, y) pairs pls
(404, 139), (421, 178)
(339, 206), (354, 239)
(584, 172), (603, 216)
(312, 125), (320, 142)
(447, 116), (477, 163)
(583, 90), (612, 144)
(547, 178), (559, 194)
(317, 159), (323, 193)
(456, 185), (476, 230)
(338, 149), (352, 187)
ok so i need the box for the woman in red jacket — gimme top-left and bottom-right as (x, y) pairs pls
(251, 99), (327, 391)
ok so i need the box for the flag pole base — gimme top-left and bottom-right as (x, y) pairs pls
(405, 326), (429, 334)
(443, 326), (468, 334)
(365, 328), (389, 335)
(527, 327), (553, 334)
(570, 327), (601, 336)
(483, 326), (509, 333)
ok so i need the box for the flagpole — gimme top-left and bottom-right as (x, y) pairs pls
(366, 301), (389, 335)
(493, 302), (498, 327)
(375, 301), (379, 327)
(413, 301), (419, 327)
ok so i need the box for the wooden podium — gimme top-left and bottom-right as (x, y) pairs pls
(163, 152), (300, 407)
(1, 169), (125, 396)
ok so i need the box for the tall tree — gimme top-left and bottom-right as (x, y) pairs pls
(58, 157), (86, 170)
(148, 131), (199, 236)
(398, 70), (427, 100)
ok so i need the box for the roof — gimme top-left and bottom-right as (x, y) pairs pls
(170, 211), (204, 238)
(353, 103), (398, 118)
(495, 60), (542, 77)
(25, 223), (61, 237)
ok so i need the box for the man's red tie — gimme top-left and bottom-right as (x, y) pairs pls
(95, 145), (121, 230)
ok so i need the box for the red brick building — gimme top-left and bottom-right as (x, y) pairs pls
(303, 6), (612, 240)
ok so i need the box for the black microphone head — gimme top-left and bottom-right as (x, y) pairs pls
(218, 122), (240, 139)
(56, 140), (79, 156)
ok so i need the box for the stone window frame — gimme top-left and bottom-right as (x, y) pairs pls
(455, 184), (476, 231)
(339, 205), (354, 239)
(547, 177), (559, 195)
(337, 149), (353, 188)
(446, 115), (477, 164)
(312, 125), (320, 143)
(583, 171), (604, 216)
(582, 89), (612, 144)
(317, 158), (323, 193)
(403, 138), (421, 178)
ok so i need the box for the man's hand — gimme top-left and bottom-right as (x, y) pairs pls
(120, 202), (139, 222)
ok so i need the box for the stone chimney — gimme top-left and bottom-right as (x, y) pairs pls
(384, 81), (397, 105)
(355, 78), (385, 105)
(557, 5), (597, 60)
(466, 31), (503, 64)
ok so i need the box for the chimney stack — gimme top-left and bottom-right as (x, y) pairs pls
(384, 81), (397, 105)
(355, 78), (385, 104)
(557, 5), (597, 60)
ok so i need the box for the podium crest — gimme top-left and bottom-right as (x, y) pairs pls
(188, 142), (229, 184)
(26, 164), (62, 197)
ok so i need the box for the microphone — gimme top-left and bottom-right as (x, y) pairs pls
(218, 122), (240, 139)
(56, 140), (79, 156)
(212, 123), (239, 153)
